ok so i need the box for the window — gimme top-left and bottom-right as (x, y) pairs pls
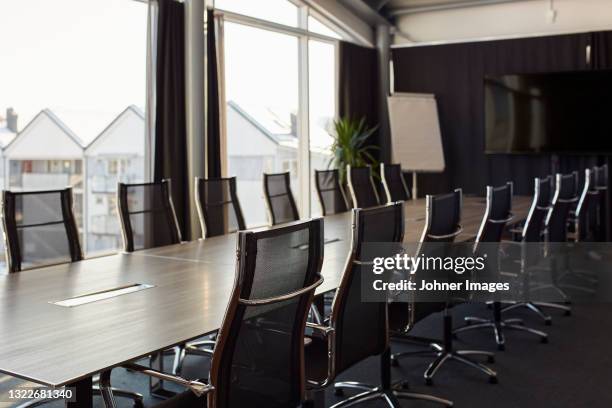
(215, 0), (299, 27)
(220, 1), (340, 224)
(224, 21), (300, 226)
(308, 39), (337, 215)
(0, 0), (148, 267)
(308, 15), (342, 39)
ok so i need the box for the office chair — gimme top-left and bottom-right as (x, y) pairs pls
(102, 219), (325, 408)
(501, 174), (578, 323)
(570, 169), (599, 242)
(117, 179), (182, 252)
(453, 182), (548, 350)
(263, 171), (300, 225)
(195, 176), (246, 238)
(314, 169), (349, 215)
(347, 165), (380, 208)
(592, 164), (609, 241)
(305, 203), (452, 408)
(391, 189), (498, 385)
(1, 188), (144, 408)
(381, 163), (410, 203)
(2, 188), (83, 272)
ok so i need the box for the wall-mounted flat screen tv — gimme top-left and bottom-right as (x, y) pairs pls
(484, 70), (612, 154)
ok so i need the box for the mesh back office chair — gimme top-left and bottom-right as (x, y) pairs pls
(571, 169), (599, 242)
(347, 165), (380, 208)
(117, 179), (182, 252)
(502, 174), (578, 324)
(263, 172), (300, 225)
(305, 203), (452, 408)
(2, 188), (144, 407)
(381, 163), (410, 203)
(391, 189), (498, 385)
(592, 164), (609, 240)
(107, 219), (324, 408)
(2, 188), (82, 272)
(314, 169), (349, 215)
(195, 177), (246, 238)
(453, 183), (548, 350)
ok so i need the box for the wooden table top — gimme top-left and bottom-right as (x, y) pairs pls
(0, 196), (531, 387)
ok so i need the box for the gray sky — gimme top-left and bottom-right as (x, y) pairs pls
(0, 0), (147, 130)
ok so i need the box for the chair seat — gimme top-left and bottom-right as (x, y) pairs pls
(156, 389), (206, 408)
(304, 335), (330, 384)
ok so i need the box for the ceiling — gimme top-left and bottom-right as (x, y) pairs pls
(349, 0), (533, 22)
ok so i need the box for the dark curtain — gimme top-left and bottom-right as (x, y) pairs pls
(206, 9), (222, 178)
(392, 30), (612, 197)
(338, 41), (381, 158)
(154, 0), (189, 237)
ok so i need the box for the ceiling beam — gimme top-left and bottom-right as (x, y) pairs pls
(388, 0), (541, 17)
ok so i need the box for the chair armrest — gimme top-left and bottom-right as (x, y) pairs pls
(185, 344), (214, 357)
(122, 363), (213, 397)
(306, 322), (334, 336)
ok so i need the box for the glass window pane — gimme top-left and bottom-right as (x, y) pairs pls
(308, 40), (336, 216)
(0, 0), (147, 265)
(308, 15), (342, 39)
(224, 22), (300, 226)
(216, 0), (299, 27)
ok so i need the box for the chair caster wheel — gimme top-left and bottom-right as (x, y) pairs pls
(544, 319), (552, 326)
(489, 376), (498, 384)
(564, 310), (572, 317)
(391, 358), (399, 367)
(497, 344), (505, 351)
(334, 388), (344, 396)
(541, 337), (549, 344)
(425, 378), (433, 386)
(488, 355), (496, 363)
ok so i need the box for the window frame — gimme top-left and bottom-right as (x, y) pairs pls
(216, 1), (341, 218)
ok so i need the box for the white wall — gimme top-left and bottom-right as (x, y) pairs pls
(393, 0), (612, 44)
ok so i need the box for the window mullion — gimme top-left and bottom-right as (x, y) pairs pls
(297, 7), (310, 217)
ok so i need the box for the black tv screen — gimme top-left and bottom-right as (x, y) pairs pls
(484, 70), (612, 154)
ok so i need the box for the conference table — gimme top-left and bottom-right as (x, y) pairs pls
(0, 196), (531, 407)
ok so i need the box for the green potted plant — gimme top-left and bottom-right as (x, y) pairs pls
(328, 116), (379, 183)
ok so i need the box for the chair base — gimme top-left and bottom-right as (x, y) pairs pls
(453, 316), (548, 350)
(331, 381), (453, 408)
(501, 301), (571, 326)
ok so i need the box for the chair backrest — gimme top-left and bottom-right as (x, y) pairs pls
(347, 165), (380, 208)
(263, 172), (300, 226)
(546, 172), (579, 242)
(593, 164), (609, 241)
(195, 177), (246, 238)
(2, 188), (83, 272)
(420, 189), (463, 243)
(314, 169), (349, 216)
(409, 189), (462, 324)
(209, 219), (323, 408)
(522, 176), (552, 243)
(474, 182), (513, 247)
(329, 203), (404, 377)
(574, 168), (598, 242)
(117, 179), (182, 252)
(381, 163), (410, 203)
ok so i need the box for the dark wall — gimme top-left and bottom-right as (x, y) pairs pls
(392, 31), (612, 196)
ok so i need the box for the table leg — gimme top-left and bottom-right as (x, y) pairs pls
(66, 376), (92, 408)
(149, 351), (177, 399)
